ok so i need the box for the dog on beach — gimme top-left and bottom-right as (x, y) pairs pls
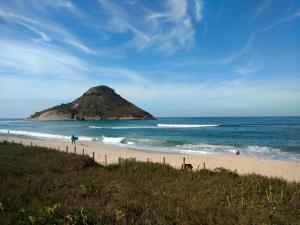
(183, 163), (193, 171)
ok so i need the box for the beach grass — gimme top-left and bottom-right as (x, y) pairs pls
(0, 141), (299, 225)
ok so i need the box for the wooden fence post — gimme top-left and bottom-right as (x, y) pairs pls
(74, 146), (76, 155)
(12, 139), (14, 144)
(93, 152), (95, 160)
(58, 146), (60, 151)
(163, 157), (165, 164)
(105, 154), (107, 164)
(82, 148), (84, 155)
(203, 162), (206, 170)
(182, 157), (186, 169)
(147, 158), (149, 162)
(30, 142), (32, 146)
(66, 146), (68, 153)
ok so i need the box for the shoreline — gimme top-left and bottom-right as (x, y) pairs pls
(1, 133), (300, 182)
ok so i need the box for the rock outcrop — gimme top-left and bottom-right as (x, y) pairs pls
(29, 85), (155, 120)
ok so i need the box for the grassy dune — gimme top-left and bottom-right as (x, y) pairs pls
(0, 141), (299, 225)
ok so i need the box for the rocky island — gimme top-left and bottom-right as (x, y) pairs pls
(29, 85), (155, 120)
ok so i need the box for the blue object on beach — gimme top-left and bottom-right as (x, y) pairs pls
(71, 134), (78, 141)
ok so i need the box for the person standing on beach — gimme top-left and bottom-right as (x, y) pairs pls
(71, 134), (76, 144)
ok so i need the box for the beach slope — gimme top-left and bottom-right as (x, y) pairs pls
(1, 134), (299, 182)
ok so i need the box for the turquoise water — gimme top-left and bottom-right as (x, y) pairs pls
(1, 117), (300, 162)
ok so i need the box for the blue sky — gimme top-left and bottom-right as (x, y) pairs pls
(0, 0), (299, 117)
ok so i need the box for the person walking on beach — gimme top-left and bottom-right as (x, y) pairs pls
(71, 134), (77, 144)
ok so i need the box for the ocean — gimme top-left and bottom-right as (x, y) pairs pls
(1, 117), (300, 162)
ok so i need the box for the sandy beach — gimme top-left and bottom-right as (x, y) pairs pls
(1, 133), (299, 182)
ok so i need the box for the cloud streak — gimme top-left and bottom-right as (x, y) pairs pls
(264, 8), (300, 30)
(174, 36), (254, 67)
(0, 38), (149, 84)
(233, 58), (264, 75)
(0, 8), (92, 54)
(252, 0), (272, 19)
(194, 0), (203, 22)
(98, 0), (199, 54)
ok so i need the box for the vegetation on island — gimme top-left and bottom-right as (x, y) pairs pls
(0, 141), (299, 225)
(29, 85), (155, 120)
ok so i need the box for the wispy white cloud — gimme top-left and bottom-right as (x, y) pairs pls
(17, 21), (51, 42)
(264, 8), (300, 30)
(38, 0), (77, 12)
(175, 36), (254, 67)
(252, 0), (272, 19)
(233, 58), (264, 75)
(16, 0), (85, 18)
(1, 0), (203, 55)
(98, 0), (198, 54)
(194, 0), (203, 22)
(0, 8), (92, 54)
(0, 39), (87, 79)
(216, 37), (253, 65)
(0, 38), (149, 84)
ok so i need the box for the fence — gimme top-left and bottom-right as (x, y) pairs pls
(3, 139), (207, 170)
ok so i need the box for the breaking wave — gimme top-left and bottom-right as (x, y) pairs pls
(89, 125), (155, 129)
(2, 129), (299, 162)
(178, 144), (300, 162)
(0, 129), (93, 141)
(101, 136), (126, 144)
(157, 124), (219, 128)
(89, 124), (219, 129)
(97, 136), (300, 162)
(0, 120), (26, 123)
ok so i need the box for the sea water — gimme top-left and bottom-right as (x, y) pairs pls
(1, 117), (300, 162)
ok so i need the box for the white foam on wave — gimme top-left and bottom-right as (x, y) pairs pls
(0, 129), (93, 141)
(178, 143), (236, 154)
(89, 125), (156, 129)
(157, 124), (219, 128)
(177, 143), (300, 162)
(89, 124), (219, 129)
(0, 120), (25, 123)
(97, 137), (296, 162)
(2, 128), (298, 162)
(101, 136), (125, 144)
(89, 126), (102, 129)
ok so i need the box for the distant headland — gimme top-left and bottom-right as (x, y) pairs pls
(29, 85), (155, 120)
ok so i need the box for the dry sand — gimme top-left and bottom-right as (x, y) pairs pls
(1, 134), (300, 182)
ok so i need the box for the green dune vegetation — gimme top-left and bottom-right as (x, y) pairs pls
(0, 141), (299, 225)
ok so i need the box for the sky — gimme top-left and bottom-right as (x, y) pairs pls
(0, 0), (299, 118)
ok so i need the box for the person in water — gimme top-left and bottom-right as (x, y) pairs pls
(71, 134), (77, 144)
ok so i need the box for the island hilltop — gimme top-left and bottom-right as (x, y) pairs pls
(29, 85), (155, 120)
